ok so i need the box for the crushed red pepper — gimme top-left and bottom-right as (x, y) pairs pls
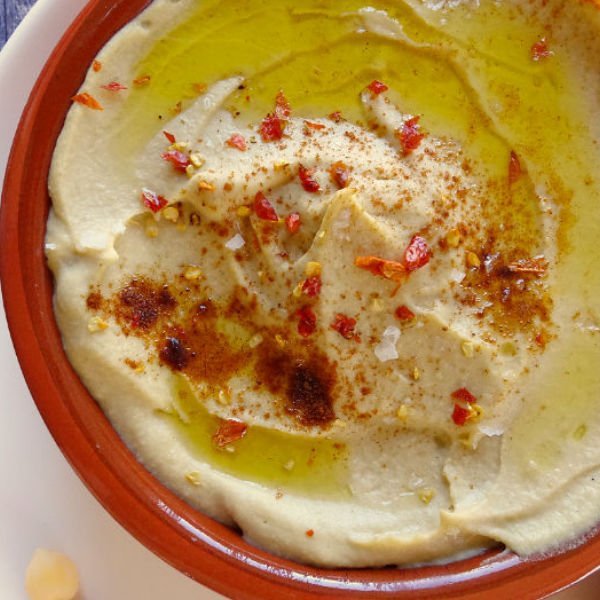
(92, 60), (102, 72)
(296, 306), (317, 337)
(330, 314), (359, 341)
(72, 92), (103, 111)
(260, 114), (284, 141)
(395, 305), (415, 321)
(212, 419), (248, 448)
(329, 161), (350, 189)
(285, 212), (301, 233)
(161, 149), (191, 173)
(355, 256), (407, 282)
(274, 90), (291, 119)
(163, 130), (176, 144)
(226, 133), (247, 151)
(452, 404), (471, 426)
(302, 275), (322, 297)
(531, 37), (553, 61)
(298, 165), (320, 193)
(451, 387), (477, 404)
(133, 74), (151, 86)
(367, 80), (388, 96)
(253, 191), (279, 221)
(101, 81), (127, 92)
(141, 188), (168, 213)
(396, 117), (424, 155)
(404, 235), (431, 271)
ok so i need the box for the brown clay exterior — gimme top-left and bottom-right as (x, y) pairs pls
(1, 1), (599, 598)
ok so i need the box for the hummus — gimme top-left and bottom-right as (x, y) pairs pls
(46, 0), (600, 567)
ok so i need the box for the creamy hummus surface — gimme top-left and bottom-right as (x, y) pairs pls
(46, 0), (600, 566)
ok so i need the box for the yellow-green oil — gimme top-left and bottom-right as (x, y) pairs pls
(161, 374), (349, 496)
(131, 0), (600, 481)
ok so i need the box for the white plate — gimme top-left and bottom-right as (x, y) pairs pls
(0, 2), (598, 599)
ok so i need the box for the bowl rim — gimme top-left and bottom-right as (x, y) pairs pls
(1, 0), (600, 598)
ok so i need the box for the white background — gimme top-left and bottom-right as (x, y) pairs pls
(0, 1), (597, 598)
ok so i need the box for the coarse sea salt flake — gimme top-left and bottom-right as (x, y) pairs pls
(225, 234), (245, 250)
(374, 325), (401, 362)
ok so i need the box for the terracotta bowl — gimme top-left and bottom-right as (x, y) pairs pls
(1, 1), (599, 598)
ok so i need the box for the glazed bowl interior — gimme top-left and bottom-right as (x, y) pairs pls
(1, 1), (599, 598)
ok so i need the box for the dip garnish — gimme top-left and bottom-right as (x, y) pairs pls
(213, 418), (248, 448)
(296, 306), (317, 337)
(531, 36), (553, 61)
(301, 275), (322, 298)
(161, 149), (191, 173)
(141, 187), (168, 213)
(355, 256), (407, 282)
(101, 81), (128, 92)
(367, 80), (388, 96)
(72, 92), (103, 110)
(329, 161), (350, 189)
(330, 314), (359, 341)
(298, 165), (320, 193)
(253, 191), (279, 221)
(396, 116), (424, 155)
(285, 212), (301, 233)
(226, 133), (247, 151)
(403, 235), (431, 271)
(163, 130), (176, 144)
(132, 74), (151, 86)
(395, 305), (415, 321)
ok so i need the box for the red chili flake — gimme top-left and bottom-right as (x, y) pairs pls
(451, 387), (477, 404)
(508, 151), (521, 184)
(72, 92), (103, 110)
(329, 111), (342, 123)
(302, 276), (322, 297)
(163, 131), (176, 144)
(305, 529), (315, 538)
(275, 90), (291, 119)
(226, 133), (247, 151)
(92, 60), (102, 72)
(403, 235), (431, 271)
(535, 330), (548, 348)
(531, 37), (553, 61)
(304, 120), (326, 131)
(395, 305), (415, 321)
(367, 80), (388, 96)
(259, 114), (284, 142)
(101, 81), (128, 92)
(285, 212), (301, 234)
(297, 306), (317, 337)
(330, 314), (358, 340)
(161, 150), (191, 173)
(397, 116), (424, 155)
(452, 404), (471, 426)
(133, 74), (151, 86)
(298, 165), (320, 193)
(329, 161), (350, 189)
(355, 256), (407, 283)
(253, 191), (279, 221)
(141, 188), (168, 213)
(212, 419), (248, 448)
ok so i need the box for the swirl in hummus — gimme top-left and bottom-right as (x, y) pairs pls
(46, 0), (600, 566)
